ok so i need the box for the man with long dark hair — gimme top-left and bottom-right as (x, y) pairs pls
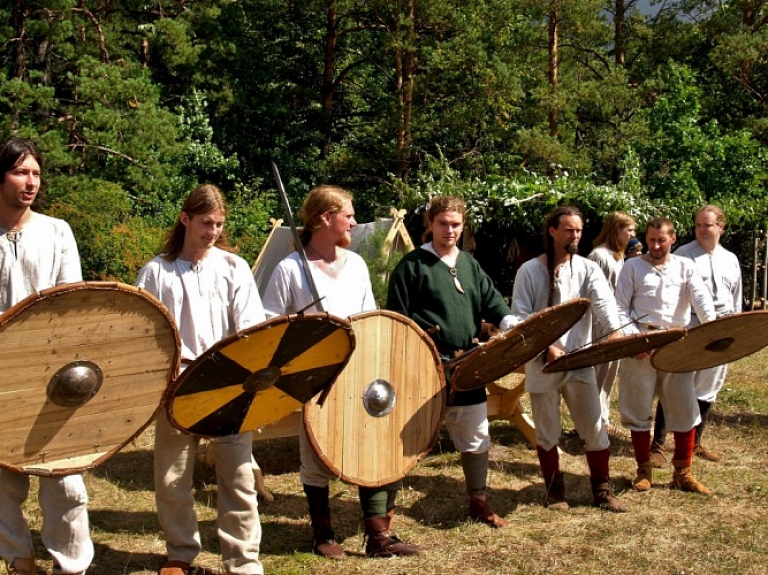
(137, 184), (265, 575)
(0, 137), (93, 575)
(509, 206), (626, 512)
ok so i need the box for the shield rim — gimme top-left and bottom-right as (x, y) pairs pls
(542, 327), (686, 373)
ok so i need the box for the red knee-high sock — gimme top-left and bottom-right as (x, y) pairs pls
(536, 445), (560, 486)
(673, 428), (696, 467)
(586, 448), (611, 484)
(631, 430), (651, 465)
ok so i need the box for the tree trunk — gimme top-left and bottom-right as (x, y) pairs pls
(395, 0), (416, 181)
(614, 0), (625, 67)
(321, 0), (339, 158)
(548, 0), (559, 139)
(11, 0), (27, 80)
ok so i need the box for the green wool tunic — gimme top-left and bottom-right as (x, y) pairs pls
(386, 247), (511, 406)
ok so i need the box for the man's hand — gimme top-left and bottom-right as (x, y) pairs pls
(606, 329), (623, 342)
(545, 344), (567, 364)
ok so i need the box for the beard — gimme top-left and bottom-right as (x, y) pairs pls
(648, 248), (668, 261)
(336, 234), (351, 248)
(565, 243), (578, 256)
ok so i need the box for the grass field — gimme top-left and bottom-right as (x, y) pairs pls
(10, 347), (768, 575)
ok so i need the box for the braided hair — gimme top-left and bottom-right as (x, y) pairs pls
(542, 206), (583, 307)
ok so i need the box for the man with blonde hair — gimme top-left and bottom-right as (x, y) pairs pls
(262, 185), (419, 559)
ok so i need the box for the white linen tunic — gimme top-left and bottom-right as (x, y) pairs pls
(511, 255), (622, 393)
(616, 255), (716, 432)
(587, 245), (623, 292)
(0, 213), (93, 574)
(675, 240), (742, 402)
(588, 245), (624, 427)
(509, 255), (621, 451)
(261, 250), (375, 319)
(0, 213), (81, 310)
(261, 249), (377, 485)
(137, 247), (266, 574)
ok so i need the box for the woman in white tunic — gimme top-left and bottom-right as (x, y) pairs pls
(587, 211), (636, 433)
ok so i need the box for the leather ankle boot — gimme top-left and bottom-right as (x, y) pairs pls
(364, 515), (421, 558)
(310, 513), (345, 559)
(670, 460), (712, 495)
(591, 480), (627, 513)
(633, 462), (653, 491)
(545, 472), (569, 510)
(7, 558), (36, 575)
(468, 494), (509, 528)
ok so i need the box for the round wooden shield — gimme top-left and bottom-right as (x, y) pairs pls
(446, 298), (591, 392)
(0, 281), (179, 476)
(303, 310), (446, 487)
(168, 313), (354, 438)
(542, 328), (686, 373)
(651, 311), (768, 373)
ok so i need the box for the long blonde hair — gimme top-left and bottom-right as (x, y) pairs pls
(593, 211), (636, 260)
(161, 184), (235, 261)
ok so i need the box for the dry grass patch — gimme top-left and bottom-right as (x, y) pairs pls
(7, 348), (768, 574)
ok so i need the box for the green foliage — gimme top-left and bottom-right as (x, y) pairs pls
(45, 177), (163, 282)
(392, 149), (662, 236)
(0, 0), (766, 283)
(224, 181), (278, 265)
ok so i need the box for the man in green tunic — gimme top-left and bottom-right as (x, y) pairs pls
(387, 195), (513, 528)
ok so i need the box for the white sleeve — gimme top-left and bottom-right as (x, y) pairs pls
(232, 257), (267, 329)
(56, 221), (83, 284)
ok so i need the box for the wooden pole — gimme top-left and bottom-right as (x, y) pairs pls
(751, 232), (759, 310)
(762, 228), (767, 309)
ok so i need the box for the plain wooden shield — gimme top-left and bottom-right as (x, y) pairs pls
(651, 311), (768, 373)
(168, 313), (354, 438)
(303, 310), (446, 487)
(0, 281), (179, 476)
(445, 298), (591, 392)
(542, 328), (686, 373)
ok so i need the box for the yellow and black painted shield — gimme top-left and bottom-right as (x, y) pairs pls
(168, 313), (354, 438)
